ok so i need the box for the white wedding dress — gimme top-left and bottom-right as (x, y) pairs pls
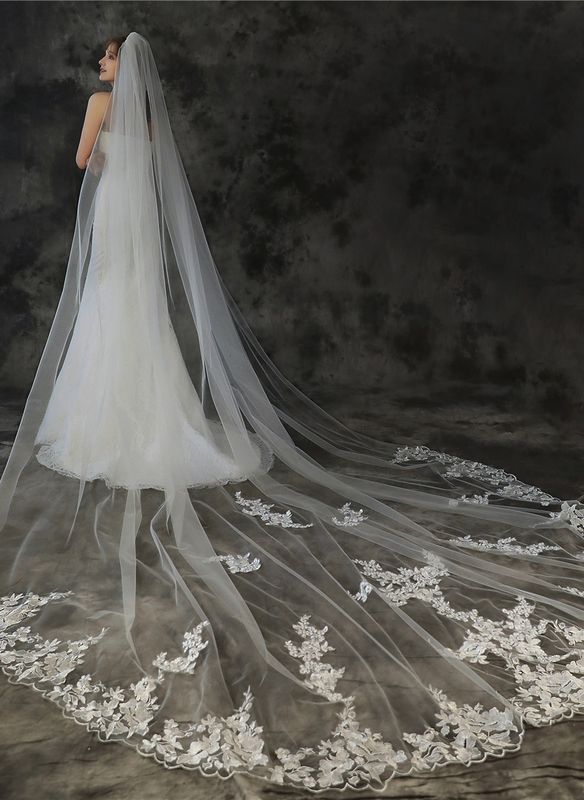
(4, 33), (584, 795)
(34, 130), (264, 491)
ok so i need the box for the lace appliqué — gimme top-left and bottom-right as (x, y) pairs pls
(350, 579), (373, 603)
(284, 615), (346, 702)
(3, 584), (584, 791)
(234, 491), (313, 529)
(138, 686), (269, 771)
(448, 535), (562, 557)
(152, 621), (209, 679)
(209, 553), (262, 573)
(352, 555), (584, 727)
(332, 503), (368, 526)
(447, 598), (584, 726)
(449, 492), (491, 506)
(275, 613), (519, 788)
(351, 552), (448, 606)
(557, 585), (584, 599)
(392, 445), (560, 507)
(0, 591), (265, 776)
(402, 687), (518, 771)
(549, 501), (584, 537)
(0, 591), (159, 739)
(0, 590), (108, 687)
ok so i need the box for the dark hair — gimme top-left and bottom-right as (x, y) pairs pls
(104, 35), (127, 52)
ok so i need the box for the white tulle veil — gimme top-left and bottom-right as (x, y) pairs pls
(2, 31), (584, 793)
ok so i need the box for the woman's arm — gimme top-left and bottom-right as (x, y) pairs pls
(75, 92), (111, 169)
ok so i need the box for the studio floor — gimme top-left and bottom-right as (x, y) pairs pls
(1, 382), (583, 800)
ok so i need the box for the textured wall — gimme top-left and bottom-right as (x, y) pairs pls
(1, 1), (584, 421)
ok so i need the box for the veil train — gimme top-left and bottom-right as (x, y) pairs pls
(1, 31), (584, 793)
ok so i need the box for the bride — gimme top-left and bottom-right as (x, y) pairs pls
(1, 31), (584, 794)
(34, 36), (271, 492)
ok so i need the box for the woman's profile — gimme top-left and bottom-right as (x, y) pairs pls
(1, 31), (584, 794)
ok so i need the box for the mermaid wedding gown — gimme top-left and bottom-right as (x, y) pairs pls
(34, 129), (266, 491)
(3, 32), (584, 795)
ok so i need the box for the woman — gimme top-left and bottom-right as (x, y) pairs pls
(1, 31), (584, 793)
(35, 34), (271, 491)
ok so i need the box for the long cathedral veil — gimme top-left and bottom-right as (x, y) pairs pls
(2, 31), (584, 793)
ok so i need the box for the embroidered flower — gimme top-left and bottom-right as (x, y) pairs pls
(210, 552), (261, 573)
(332, 503), (368, 526)
(393, 445), (559, 507)
(234, 492), (313, 529)
(549, 501), (584, 537)
(448, 535), (561, 556)
(152, 621), (209, 679)
(280, 611), (520, 786)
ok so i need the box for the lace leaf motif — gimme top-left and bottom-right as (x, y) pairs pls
(209, 552), (261, 573)
(3, 571), (584, 791)
(392, 444), (560, 507)
(0, 591), (266, 775)
(234, 493), (369, 530)
(277, 613), (519, 788)
(350, 553), (584, 727)
(234, 491), (313, 529)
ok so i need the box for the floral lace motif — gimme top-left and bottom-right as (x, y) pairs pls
(138, 686), (269, 772)
(557, 585), (584, 599)
(449, 492), (491, 505)
(0, 591), (264, 775)
(284, 615), (346, 702)
(350, 579), (373, 603)
(549, 502), (584, 537)
(351, 552), (448, 607)
(274, 613), (520, 788)
(447, 599), (584, 726)
(209, 553), (262, 573)
(448, 535), (562, 556)
(234, 491), (313, 529)
(3, 579), (584, 791)
(0, 590), (108, 687)
(392, 445), (560, 507)
(332, 503), (368, 526)
(352, 554), (584, 727)
(152, 622), (209, 679)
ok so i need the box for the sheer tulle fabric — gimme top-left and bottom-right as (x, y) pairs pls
(1, 31), (584, 793)
(34, 135), (268, 492)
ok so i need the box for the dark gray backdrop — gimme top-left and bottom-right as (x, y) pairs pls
(2, 0), (583, 424)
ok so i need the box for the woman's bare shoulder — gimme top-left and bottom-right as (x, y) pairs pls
(88, 90), (111, 105)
